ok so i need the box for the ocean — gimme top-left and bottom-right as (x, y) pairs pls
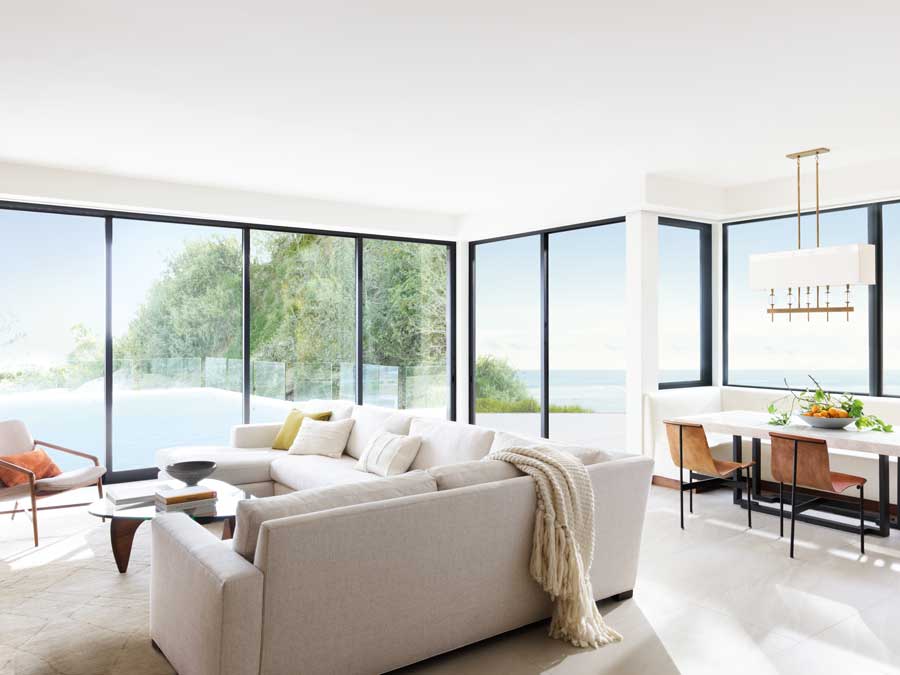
(517, 369), (875, 413)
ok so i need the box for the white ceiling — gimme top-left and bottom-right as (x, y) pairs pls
(3, 0), (900, 226)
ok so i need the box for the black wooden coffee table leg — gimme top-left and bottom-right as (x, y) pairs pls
(110, 518), (143, 573)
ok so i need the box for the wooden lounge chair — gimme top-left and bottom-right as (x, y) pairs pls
(0, 419), (106, 546)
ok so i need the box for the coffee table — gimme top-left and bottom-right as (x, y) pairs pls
(88, 478), (247, 573)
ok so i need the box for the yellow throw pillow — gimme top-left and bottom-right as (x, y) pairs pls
(271, 410), (332, 450)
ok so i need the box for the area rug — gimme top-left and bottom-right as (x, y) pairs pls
(0, 515), (186, 674)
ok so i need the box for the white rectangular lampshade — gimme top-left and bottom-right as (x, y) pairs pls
(749, 243), (876, 290)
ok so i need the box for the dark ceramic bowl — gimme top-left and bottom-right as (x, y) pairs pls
(165, 461), (217, 486)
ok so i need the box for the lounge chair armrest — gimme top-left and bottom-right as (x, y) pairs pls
(34, 440), (101, 466)
(151, 514), (263, 675)
(0, 458), (35, 483)
(230, 423), (281, 449)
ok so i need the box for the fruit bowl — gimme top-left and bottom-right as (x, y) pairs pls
(799, 416), (858, 430)
(165, 460), (217, 486)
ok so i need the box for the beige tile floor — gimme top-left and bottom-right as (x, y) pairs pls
(2, 484), (899, 674)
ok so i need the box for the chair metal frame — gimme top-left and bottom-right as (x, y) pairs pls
(771, 432), (865, 558)
(666, 420), (755, 530)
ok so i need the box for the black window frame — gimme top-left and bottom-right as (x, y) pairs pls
(0, 199), (456, 483)
(657, 217), (713, 390)
(722, 200), (897, 398)
(467, 217), (627, 438)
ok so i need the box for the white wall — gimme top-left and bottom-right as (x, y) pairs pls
(0, 160), (460, 240)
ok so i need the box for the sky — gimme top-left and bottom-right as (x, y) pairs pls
(474, 223), (702, 372)
(0, 210), (238, 369)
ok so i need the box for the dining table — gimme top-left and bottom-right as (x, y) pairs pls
(670, 410), (899, 537)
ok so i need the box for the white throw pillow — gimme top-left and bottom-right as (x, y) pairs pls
(355, 431), (422, 477)
(288, 418), (355, 458)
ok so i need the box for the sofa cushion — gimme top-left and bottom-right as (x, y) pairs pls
(428, 459), (522, 491)
(288, 418), (355, 458)
(355, 430), (422, 477)
(271, 410), (333, 450)
(269, 455), (379, 492)
(345, 406), (413, 459)
(408, 419), (495, 470)
(233, 471), (437, 561)
(489, 430), (616, 465)
(156, 445), (284, 486)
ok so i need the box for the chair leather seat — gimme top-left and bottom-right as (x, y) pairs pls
(712, 458), (754, 477)
(829, 471), (866, 493)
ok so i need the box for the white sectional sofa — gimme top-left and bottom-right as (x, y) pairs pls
(644, 386), (900, 501)
(150, 401), (654, 675)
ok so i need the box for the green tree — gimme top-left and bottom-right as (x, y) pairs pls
(475, 355), (529, 401)
(117, 237), (243, 363)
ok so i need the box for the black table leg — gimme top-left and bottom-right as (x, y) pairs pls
(751, 437), (761, 496)
(878, 455), (890, 536)
(732, 435), (743, 505)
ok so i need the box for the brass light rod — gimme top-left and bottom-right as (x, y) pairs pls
(767, 306), (854, 315)
(785, 147), (831, 159)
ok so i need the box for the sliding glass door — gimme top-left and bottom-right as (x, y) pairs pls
(111, 219), (243, 471)
(249, 231), (356, 422)
(548, 224), (626, 446)
(0, 210), (105, 471)
(473, 236), (542, 436)
(362, 239), (450, 416)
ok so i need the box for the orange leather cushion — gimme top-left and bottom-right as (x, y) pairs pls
(0, 449), (62, 487)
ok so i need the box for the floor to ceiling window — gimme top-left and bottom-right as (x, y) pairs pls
(548, 224), (626, 446)
(111, 219), (243, 471)
(726, 207), (870, 393)
(471, 221), (627, 447)
(0, 201), (454, 478)
(883, 203), (900, 395)
(249, 231), (356, 421)
(658, 219), (711, 386)
(362, 239), (449, 416)
(473, 235), (542, 437)
(0, 209), (105, 471)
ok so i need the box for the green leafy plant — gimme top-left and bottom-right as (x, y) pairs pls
(767, 402), (793, 426)
(767, 376), (893, 432)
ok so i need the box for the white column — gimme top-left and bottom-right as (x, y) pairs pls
(455, 240), (470, 423)
(625, 210), (659, 455)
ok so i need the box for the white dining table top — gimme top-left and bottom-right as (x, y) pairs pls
(670, 410), (900, 458)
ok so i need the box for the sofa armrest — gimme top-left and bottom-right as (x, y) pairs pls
(151, 514), (263, 675)
(230, 423), (281, 449)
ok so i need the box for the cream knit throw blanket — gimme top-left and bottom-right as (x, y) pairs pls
(487, 446), (622, 648)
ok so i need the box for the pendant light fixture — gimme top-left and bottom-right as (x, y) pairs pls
(748, 148), (876, 322)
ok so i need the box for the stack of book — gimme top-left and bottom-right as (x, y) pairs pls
(155, 485), (218, 516)
(105, 484), (156, 508)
